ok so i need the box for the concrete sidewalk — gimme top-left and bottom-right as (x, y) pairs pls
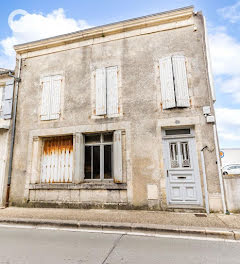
(0, 207), (240, 240)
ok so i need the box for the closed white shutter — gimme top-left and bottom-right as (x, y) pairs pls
(40, 77), (51, 120)
(96, 68), (107, 115)
(159, 57), (176, 109)
(113, 130), (122, 183)
(172, 55), (190, 107)
(0, 87), (3, 117)
(50, 75), (62, 120)
(3, 79), (14, 119)
(106, 66), (118, 115)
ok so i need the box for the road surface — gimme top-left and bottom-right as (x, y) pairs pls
(0, 225), (239, 264)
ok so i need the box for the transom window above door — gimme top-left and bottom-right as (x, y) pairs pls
(84, 133), (113, 180)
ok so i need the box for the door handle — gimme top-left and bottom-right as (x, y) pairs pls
(167, 170), (169, 177)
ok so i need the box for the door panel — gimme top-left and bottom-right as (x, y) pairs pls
(164, 137), (202, 206)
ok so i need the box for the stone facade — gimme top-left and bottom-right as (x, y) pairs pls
(10, 7), (224, 212)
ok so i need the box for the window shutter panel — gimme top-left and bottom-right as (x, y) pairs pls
(159, 57), (176, 109)
(96, 68), (107, 115)
(0, 87), (3, 117)
(49, 75), (61, 120)
(172, 55), (190, 107)
(106, 66), (118, 115)
(113, 130), (122, 183)
(74, 133), (85, 183)
(40, 77), (51, 120)
(3, 79), (14, 120)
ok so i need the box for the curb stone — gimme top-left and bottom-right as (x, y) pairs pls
(0, 218), (238, 240)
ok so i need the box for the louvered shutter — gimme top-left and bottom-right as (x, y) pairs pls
(106, 66), (118, 115)
(3, 79), (14, 120)
(0, 87), (3, 118)
(159, 57), (176, 109)
(40, 77), (51, 120)
(113, 130), (122, 183)
(50, 75), (61, 120)
(172, 55), (190, 107)
(74, 132), (85, 183)
(96, 68), (107, 115)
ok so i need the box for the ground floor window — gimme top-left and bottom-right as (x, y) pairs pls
(84, 133), (113, 180)
(41, 136), (73, 183)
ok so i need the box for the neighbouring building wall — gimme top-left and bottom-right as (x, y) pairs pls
(10, 8), (223, 212)
(221, 149), (240, 167)
(0, 73), (14, 207)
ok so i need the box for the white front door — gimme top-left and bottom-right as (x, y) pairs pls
(164, 137), (202, 206)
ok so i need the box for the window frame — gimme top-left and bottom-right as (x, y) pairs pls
(84, 133), (113, 181)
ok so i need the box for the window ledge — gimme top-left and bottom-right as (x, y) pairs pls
(29, 182), (127, 190)
(91, 113), (122, 119)
(0, 119), (10, 130)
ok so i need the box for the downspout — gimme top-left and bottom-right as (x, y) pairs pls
(6, 56), (22, 206)
(200, 146), (209, 214)
(213, 123), (227, 214)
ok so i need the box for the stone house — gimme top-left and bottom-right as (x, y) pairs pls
(9, 6), (225, 212)
(0, 68), (15, 207)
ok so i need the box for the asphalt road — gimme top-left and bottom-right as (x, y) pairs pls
(0, 226), (239, 264)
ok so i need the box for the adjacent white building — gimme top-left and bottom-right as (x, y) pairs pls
(221, 148), (240, 167)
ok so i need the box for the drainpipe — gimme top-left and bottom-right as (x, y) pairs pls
(213, 124), (227, 214)
(200, 146), (209, 214)
(6, 56), (22, 206)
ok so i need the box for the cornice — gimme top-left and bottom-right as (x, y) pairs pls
(14, 6), (194, 54)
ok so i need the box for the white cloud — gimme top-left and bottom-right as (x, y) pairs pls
(209, 27), (240, 102)
(216, 108), (240, 144)
(218, 1), (240, 23)
(0, 8), (91, 69)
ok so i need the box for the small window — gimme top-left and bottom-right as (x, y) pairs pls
(165, 129), (191, 136)
(84, 133), (113, 180)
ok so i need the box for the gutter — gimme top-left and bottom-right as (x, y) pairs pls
(6, 57), (22, 206)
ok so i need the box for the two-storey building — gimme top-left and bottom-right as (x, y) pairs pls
(9, 6), (225, 212)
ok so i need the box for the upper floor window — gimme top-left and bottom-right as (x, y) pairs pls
(0, 80), (14, 120)
(40, 75), (62, 121)
(0, 86), (3, 118)
(95, 66), (118, 116)
(159, 55), (190, 109)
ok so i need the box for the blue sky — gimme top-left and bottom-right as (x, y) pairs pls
(0, 0), (239, 148)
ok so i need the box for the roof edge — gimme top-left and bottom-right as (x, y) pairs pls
(14, 6), (194, 54)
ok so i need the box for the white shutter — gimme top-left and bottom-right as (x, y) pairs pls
(40, 77), (51, 120)
(113, 130), (122, 183)
(106, 66), (118, 115)
(96, 68), (107, 115)
(74, 133), (85, 183)
(50, 75), (61, 120)
(172, 55), (190, 107)
(159, 57), (176, 109)
(0, 87), (3, 117)
(3, 80), (14, 119)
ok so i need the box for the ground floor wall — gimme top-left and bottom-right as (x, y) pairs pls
(9, 117), (224, 212)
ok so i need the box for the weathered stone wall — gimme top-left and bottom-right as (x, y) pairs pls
(10, 12), (223, 211)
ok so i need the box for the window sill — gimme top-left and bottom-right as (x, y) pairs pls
(0, 119), (10, 130)
(91, 113), (122, 119)
(29, 182), (127, 190)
